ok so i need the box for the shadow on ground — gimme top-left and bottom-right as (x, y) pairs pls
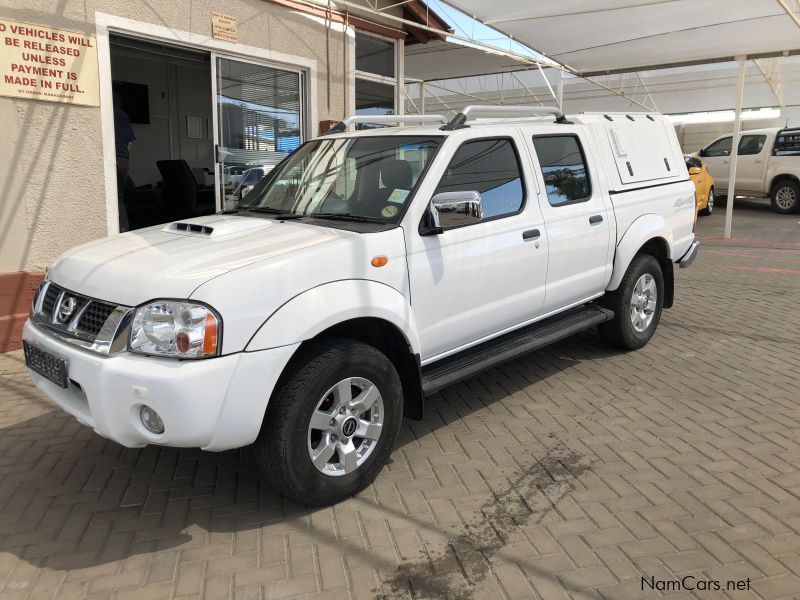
(0, 331), (620, 598)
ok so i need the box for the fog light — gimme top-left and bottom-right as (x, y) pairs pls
(140, 405), (164, 434)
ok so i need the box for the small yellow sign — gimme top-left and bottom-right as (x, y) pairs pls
(212, 12), (238, 43)
(0, 18), (99, 106)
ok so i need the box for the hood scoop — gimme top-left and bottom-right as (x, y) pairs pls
(167, 222), (214, 236)
(162, 216), (272, 239)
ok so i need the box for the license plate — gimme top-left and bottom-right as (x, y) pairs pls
(23, 340), (68, 388)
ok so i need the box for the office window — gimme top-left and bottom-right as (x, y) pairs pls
(355, 79), (395, 118)
(533, 135), (591, 206)
(354, 33), (397, 124)
(355, 34), (394, 78)
(434, 138), (524, 220)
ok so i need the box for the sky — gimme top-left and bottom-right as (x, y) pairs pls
(425, 0), (549, 62)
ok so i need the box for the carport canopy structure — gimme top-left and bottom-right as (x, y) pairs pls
(441, 0), (800, 75)
(434, 0), (800, 236)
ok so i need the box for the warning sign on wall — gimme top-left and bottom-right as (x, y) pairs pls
(0, 19), (99, 107)
(211, 12), (238, 43)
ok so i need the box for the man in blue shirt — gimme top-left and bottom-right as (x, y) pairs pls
(114, 95), (136, 232)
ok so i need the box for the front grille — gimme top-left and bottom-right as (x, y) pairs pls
(35, 283), (123, 341)
(41, 285), (60, 318)
(77, 301), (117, 336)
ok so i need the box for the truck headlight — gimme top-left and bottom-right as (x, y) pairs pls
(129, 301), (220, 358)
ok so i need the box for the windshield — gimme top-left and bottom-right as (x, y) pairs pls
(238, 136), (441, 223)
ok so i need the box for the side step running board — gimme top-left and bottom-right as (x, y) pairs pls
(421, 305), (614, 395)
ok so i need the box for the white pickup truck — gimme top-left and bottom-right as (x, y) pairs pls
(24, 106), (698, 505)
(698, 126), (800, 213)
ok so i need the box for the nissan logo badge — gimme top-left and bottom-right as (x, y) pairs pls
(58, 296), (77, 323)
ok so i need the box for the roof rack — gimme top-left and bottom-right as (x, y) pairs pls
(324, 114), (448, 135)
(441, 105), (571, 130)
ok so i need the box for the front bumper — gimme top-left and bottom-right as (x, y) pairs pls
(23, 319), (299, 451)
(679, 240), (700, 268)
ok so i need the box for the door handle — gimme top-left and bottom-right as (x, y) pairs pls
(754, 159), (763, 164)
(522, 228), (540, 241)
(589, 214), (603, 225)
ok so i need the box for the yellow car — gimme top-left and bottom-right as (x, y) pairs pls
(685, 155), (715, 216)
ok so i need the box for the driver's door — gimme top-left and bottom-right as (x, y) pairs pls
(405, 132), (549, 362)
(701, 136), (732, 188)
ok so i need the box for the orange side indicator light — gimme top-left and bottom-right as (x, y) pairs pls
(371, 256), (389, 268)
(203, 313), (219, 356)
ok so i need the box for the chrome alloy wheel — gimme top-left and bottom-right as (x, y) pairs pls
(630, 273), (657, 333)
(775, 186), (797, 210)
(706, 189), (714, 213)
(306, 377), (384, 477)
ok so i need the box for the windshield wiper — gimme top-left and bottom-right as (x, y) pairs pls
(243, 208), (386, 224)
(243, 206), (289, 214)
(243, 207), (304, 219)
(310, 213), (387, 224)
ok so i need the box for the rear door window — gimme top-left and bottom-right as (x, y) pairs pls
(532, 135), (591, 206)
(738, 135), (766, 155)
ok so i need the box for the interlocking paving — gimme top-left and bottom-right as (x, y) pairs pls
(1, 200), (799, 599)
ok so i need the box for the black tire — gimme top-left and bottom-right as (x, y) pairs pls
(254, 338), (403, 505)
(770, 179), (800, 214)
(598, 254), (664, 350)
(699, 187), (714, 216)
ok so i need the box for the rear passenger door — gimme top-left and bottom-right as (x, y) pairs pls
(734, 134), (769, 192)
(527, 131), (613, 313)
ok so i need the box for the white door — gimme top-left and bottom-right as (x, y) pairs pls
(212, 55), (304, 210)
(405, 134), (548, 361)
(528, 132), (613, 313)
(701, 136), (732, 188)
(735, 133), (769, 192)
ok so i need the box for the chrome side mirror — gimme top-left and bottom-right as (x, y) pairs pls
(425, 191), (483, 233)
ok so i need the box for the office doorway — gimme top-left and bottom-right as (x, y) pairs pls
(109, 34), (305, 231)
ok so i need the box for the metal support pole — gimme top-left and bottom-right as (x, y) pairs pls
(536, 62), (558, 103)
(724, 57), (746, 239)
(557, 70), (564, 113)
(419, 81), (425, 114)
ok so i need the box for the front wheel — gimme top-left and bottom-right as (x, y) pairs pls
(699, 188), (714, 216)
(771, 180), (800, 214)
(599, 254), (664, 350)
(254, 338), (403, 505)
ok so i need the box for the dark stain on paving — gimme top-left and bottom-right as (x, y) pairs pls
(375, 441), (593, 599)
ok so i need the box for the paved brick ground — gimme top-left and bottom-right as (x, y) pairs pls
(1, 200), (799, 600)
